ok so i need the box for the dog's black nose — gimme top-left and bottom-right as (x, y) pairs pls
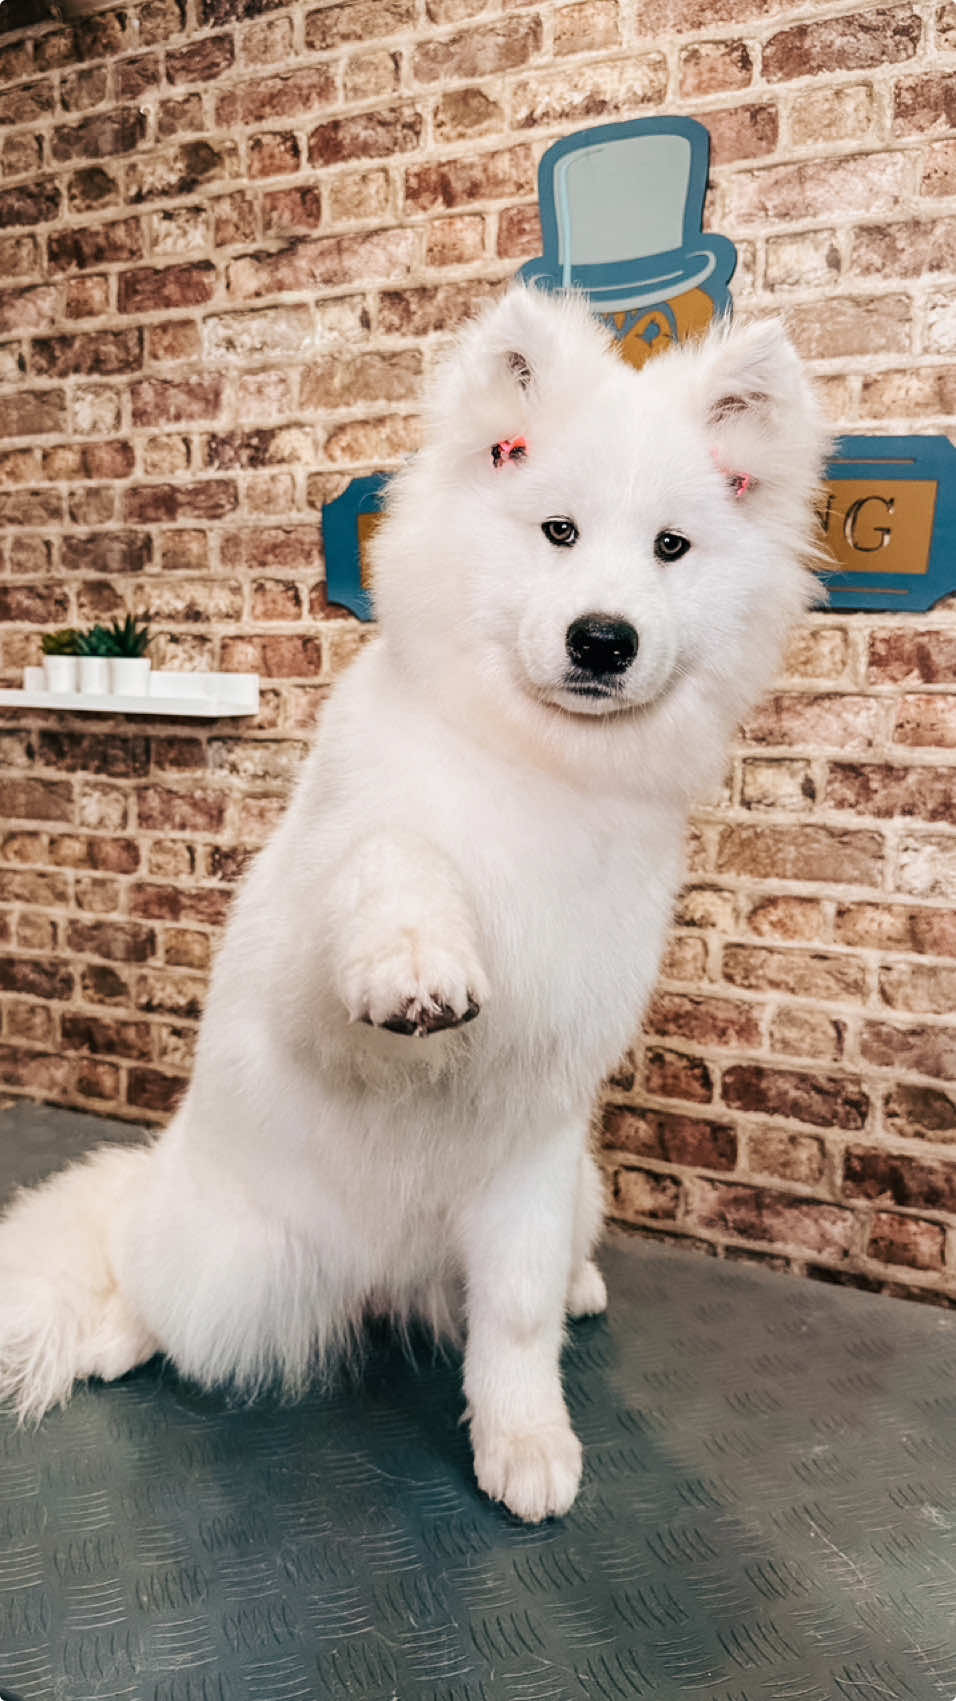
(566, 615), (639, 676)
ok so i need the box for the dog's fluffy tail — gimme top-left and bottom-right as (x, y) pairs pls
(0, 1141), (159, 1423)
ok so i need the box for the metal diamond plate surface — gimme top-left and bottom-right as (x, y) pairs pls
(1, 1103), (955, 1701)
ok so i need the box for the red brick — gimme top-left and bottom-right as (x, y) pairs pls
(603, 1104), (736, 1170)
(868, 630), (956, 683)
(412, 17), (541, 81)
(127, 140), (238, 204)
(66, 920), (156, 964)
(883, 1082), (956, 1141)
(305, 0), (415, 49)
(60, 532), (152, 574)
(844, 1146), (956, 1213)
(49, 218), (142, 273)
(116, 53), (162, 99)
(679, 39), (752, 96)
(127, 1067), (185, 1115)
(435, 87), (505, 140)
(645, 992), (761, 1050)
(134, 969), (205, 1019)
(0, 79), (54, 125)
(723, 1064), (869, 1130)
(0, 585), (69, 624)
(693, 1180), (855, 1259)
(716, 825), (883, 887)
(136, 787), (228, 834)
(867, 1212), (946, 1271)
(825, 762), (955, 823)
(228, 228), (417, 297)
(0, 182), (61, 228)
(130, 883), (230, 926)
(309, 107), (423, 168)
(725, 154), (908, 227)
(763, 8), (921, 81)
(404, 145), (534, 211)
(0, 388), (67, 439)
(31, 328), (142, 379)
(706, 104), (779, 164)
(52, 107), (147, 163)
(612, 1165), (682, 1222)
(862, 1021), (956, 1082)
(893, 72), (956, 134)
(35, 731), (148, 779)
(378, 279), (503, 334)
(554, 0), (619, 53)
(61, 1013), (153, 1061)
(165, 928), (212, 970)
(745, 896), (827, 941)
(344, 48), (401, 102)
(722, 944), (864, 1002)
(645, 1047), (713, 1105)
(5, 778), (73, 823)
(80, 962), (129, 1003)
(0, 956), (73, 999)
(0, 868), (70, 906)
(220, 634), (324, 677)
(123, 481), (237, 523)
(250, 135), (303, 181)
(923, 141), (956, 197)
(167, 36), (235, 82)
(118, 263), (216, 315)
(748, 1128), (825, 1185)
(879, 962), (956, 1016)
(218, 66), (336, 127)
(130, 377), (223, 427)
(894, 696), (956, 750)
(302, 349), (421, 409)
(769, 1006), (845, 1063)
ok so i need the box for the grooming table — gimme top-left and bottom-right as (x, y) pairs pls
(1, 1102), (955, 1701)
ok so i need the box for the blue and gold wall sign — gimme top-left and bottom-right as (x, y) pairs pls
(321, 472), (387, 622)
(518, 117), (737, 371)
(817, 436), (956, 613)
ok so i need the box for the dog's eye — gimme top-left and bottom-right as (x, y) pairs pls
(542, 517), (578, 548)
(654, 530), (691, 563)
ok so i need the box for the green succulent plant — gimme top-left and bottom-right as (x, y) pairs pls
(77, 624), (117, 657)
(107, 614), (151, 658)
(41, 628), (81, 656)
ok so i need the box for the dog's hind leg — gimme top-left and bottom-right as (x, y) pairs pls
(566, 1145), (608, 1320)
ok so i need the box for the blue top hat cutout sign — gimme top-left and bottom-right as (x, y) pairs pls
(519, 117), (736, 316)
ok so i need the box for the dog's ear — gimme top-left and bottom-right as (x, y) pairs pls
(425, 286), (612, 458)
(692, 317), (827, 498)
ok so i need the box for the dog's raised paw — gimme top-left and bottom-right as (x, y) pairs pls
(473, 1421), (583, 1523)
(344, 933), (488, 1037)
(373, 994), (481, 1038)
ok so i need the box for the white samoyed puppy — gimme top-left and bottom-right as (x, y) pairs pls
(0, 288), (827, 1521)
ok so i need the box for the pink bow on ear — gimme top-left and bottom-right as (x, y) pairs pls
(711, 447), (752, 498)
(491, 436), (528, 469)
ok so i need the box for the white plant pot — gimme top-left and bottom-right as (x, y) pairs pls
(78, 656), (110, 694)
(43, 654), (78, 692)
(110, 657), (151, 695)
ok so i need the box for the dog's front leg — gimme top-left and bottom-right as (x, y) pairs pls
(461, 1131), (583, 1522)
(329, 830), (489, 1035)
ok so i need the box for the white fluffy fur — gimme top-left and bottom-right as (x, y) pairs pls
(0, 289), (827, 1521)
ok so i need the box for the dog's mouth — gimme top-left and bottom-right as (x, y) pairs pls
(539, 678), (636, 718)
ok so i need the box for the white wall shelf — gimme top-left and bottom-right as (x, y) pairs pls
(0, 668), (259, 720)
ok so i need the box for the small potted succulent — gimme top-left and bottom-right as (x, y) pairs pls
(76, 624), (114, 694)
(107, 614), (152, 695)
(41, 628), (81, 692)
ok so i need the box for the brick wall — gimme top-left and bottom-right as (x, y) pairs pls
(0, 0), (953, 1302)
